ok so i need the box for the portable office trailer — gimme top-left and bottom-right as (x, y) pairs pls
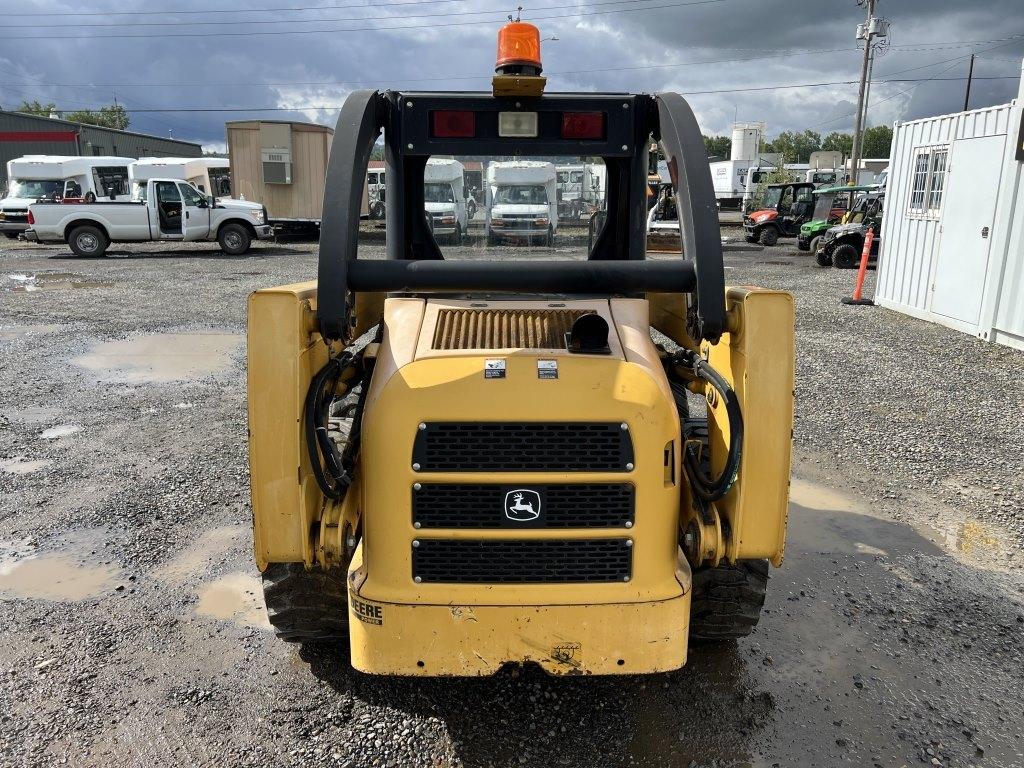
(875, 61), (1024, 351)
(226, 120), (333, 234)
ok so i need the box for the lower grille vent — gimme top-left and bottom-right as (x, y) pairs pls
(412, 539), (632, 583)
(432, 308), (593, 350)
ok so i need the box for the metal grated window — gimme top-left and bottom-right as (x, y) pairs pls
(413, 483), (635, 528)
(412, 538), (633, 583)
(431, 308), (593, 350)
(412, 422), (633, 472)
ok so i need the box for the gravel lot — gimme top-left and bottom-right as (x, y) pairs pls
(1, 232), (1022, 768)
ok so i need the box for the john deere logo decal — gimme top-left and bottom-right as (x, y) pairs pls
(504, 489), (541, 521)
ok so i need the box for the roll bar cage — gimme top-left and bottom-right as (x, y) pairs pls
(317, 90), (724, 343)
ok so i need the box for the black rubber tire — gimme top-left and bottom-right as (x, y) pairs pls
(545, 226), (554, 247)
(218, 222), (251, 255)
(68, 225), (108, 258)
(452, 223), (463, 245)
(832, 242), (860, 269)
(689, 559), (769, 642)
(808, 235), (822, 256)
(4, 231), (19, 239)
(758, 226), (779, 247)
(487, 233), (499, 247)
(371, 201), (385, 220)
(262, 563), (349, 643)
(797, 240), (809, 251)
(744, 234), (757, 244)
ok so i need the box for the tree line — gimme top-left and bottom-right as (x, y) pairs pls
(13, 100), (131, 131)
(703, 126), (893, 163)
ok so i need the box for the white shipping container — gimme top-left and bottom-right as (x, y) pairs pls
(875, 61), (1024, 351)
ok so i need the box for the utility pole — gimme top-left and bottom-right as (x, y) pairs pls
(963, 53), (975, 111)
(849, 0), (876, 186)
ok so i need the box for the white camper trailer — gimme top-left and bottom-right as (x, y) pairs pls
(423, 158), (468, 243)
(555, 163), (604, 219)
(130, 157), (232, 199)
(0, 155), (132, 237)
(486, 161), (558, 246)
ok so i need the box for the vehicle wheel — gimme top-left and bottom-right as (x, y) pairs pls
(808, 235), (822, 256)
(797, 240), (809, 251)
(545, 226), (554, 247)
(68, 225), (108, 258)
(218, 222), (251, 255)
(467, 200), (477, 219)
(744, 234), (757, 244)
(832, 242), (860, 269)
(4, 232), (19, 240)
(758, 227), (778, 247)
(487, 232), (498, 247)
(452, 223), (463, 245)
(689, 559), (769, 642)
(262, 563), (349, 643)
(816, 247), (833, 267)
(371, 201), (385, 220)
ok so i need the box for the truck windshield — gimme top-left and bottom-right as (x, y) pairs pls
(495, 185), (547, 205)
(7, 179), (63, 199)
(423, 183), (454, 204)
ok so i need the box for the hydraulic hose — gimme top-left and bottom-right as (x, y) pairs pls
(304, 352), (361, 501)
(671, 348), (744, 502)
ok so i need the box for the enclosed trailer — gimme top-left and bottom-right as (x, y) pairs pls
(875, 60), (1024, 351)
(226, 120), (333, 234)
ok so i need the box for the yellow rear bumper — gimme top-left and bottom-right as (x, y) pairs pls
(347, 553), (692, 676)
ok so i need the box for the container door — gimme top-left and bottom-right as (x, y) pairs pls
(930, 136), (1005, 324)
(178, 182), (211, 241)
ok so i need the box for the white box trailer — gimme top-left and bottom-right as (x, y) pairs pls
(485, 161), (558, 245)
(875, 61), (1024, 351)
(0, 155), (133, 237)
(424, 158), (468, 242)
(130, 157), (232, 198)
(710, 153), (782, 208)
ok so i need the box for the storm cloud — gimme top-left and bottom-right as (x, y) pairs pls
(1, 0), (1021, 150)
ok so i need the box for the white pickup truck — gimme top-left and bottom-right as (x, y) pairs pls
(24, 178), (272, 257)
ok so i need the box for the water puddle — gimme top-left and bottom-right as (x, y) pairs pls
(155, 526), (242, 583)
(790, 477), (859, 513)
(3, 271), (113, 292)
(2, 405), (60, 424)
(0, 543), (119, 601)
(0, 323), (63, 340)
(39, 424), (81, 439)
(74, 332), (242, 383)
(0, 456), (51, 475)
(196, 572), (271, 629)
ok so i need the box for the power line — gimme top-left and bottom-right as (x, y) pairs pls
(0, 46), (863, 89)
(4, 0), (669, 28)
(11, 0), (466, 16)
(0, 0), (728, 40)
(28, 76), (1015, 115)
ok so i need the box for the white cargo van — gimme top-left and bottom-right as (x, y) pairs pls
(486, 161), (557, 246)
(0, 155), (132, 238)
(423, 158), (468, 243)
(130, 157), (232, 199)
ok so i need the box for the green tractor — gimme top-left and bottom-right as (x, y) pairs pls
(797, 184), (875, 254)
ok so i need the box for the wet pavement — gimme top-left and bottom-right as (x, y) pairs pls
(0, 237), (1022, 768)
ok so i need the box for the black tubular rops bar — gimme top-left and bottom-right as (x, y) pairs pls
(315, 89), (726, 343)
(654, 92), (726, 342)
(347, 259), (697, 294)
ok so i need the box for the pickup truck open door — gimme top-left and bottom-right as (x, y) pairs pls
(179, 182), (211, 241)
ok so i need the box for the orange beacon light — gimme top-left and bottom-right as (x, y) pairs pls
(496, 21), (543, 75)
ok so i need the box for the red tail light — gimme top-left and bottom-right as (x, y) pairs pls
(27, 210), (34, 225)
(561, 112), (604, 140)
(432, 110), (476, 138)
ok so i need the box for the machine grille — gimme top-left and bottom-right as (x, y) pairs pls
(413, 483), (635, 528)
(412, 422), (633, 472)
(412, 539), (632, 583)
(431, 308), (593, 350)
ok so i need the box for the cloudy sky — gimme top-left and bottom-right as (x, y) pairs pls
(1, 0), (1021, 151)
